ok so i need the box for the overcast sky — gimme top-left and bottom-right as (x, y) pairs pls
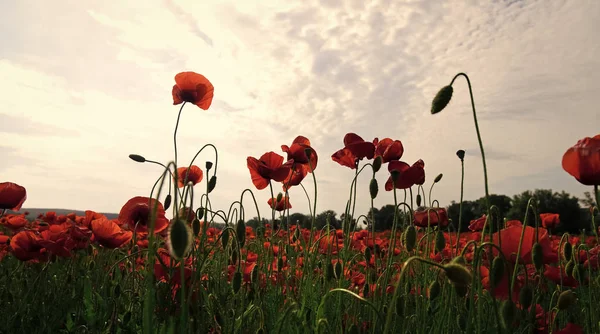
(1, 0), (599, 220)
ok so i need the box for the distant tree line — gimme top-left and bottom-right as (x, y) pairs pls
(243, 189), (598, 234)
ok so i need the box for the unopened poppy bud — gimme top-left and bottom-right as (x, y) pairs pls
(532, 243), (544, 271)
(434, 173), (443, 183)
(192, 219), (201, 235)
(416, 194), (422, 207)
(565, 260), (575, 278)
(557, 290), (577, 310)
(519, 285), (534, 309)
(444, 263), (472, 287)
(163, 194), (172, 210)
(501, 300), (516, 328)
(231, 249), (238, 264)
(490, 256), (505, 288)
(167, 219), (193, 259)
(573, 264), (585, 281)
(208, 176), (217, 193)
(390, 170), (400, 183)
(276, 192), (283, 203)
(435, 229), (445, 253)
(232, 271), (242, 293)
(326, 262), (334, 281)
(369, 179), (378, 199)
(196, 207), (205, 220)
(429, 280), (441, 300)
(221, 229), (229, 248)
(456, 150), (465, 160)
(236, 220), (246, 247)
(128, 154), (146, 163)
(404, 225), (417, 252)
(431, 85), (453, 114)
(364, 247), (371, 263)
(334, 261), (343, 279)
(372, 156), (382, 173)
(205, 161), (213, 171)
(563, 242), (573, 261)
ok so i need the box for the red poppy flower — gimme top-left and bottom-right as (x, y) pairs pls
(91, 217), (133, 249)
(331, 133), (376, 169)
(385, 160), (426, 191)
(118, 196), (169, 233)
(282, 166), (308, 192)
(176, 165), (204, 188)
(281, 136), (318, 169)
(172, 72), (214, 110)
(247, 152), (293, 190)
(1, 214), (28, 230)
(0, 182), (27, 211)
(10, 230), (45, 261)
(562, 134), (600, 185)
(468, 215), (487, 232)
(38, 224), (74, 257)
(414, 208), (449, 228)
(555, 323), (584, 334)
(492, 224), (555, 264)
(267, 195), (292, 212)
(539, 213), (560, 229)
(374, 138), (404, 163)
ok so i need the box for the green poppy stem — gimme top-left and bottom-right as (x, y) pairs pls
(173, 102), (187, 168)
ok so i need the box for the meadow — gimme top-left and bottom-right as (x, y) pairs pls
(0, 71), (599, 334)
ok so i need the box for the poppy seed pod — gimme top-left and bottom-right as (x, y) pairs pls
(434, 173), (443, 183)
(519, 285), (534, 310)
(128, 154), (146, 163)
(435, 229), (446, 253)
(557, 290), (577, 310)
(404, 225), (417, 252)
(192, 219), (201, 235)
(443, 263), (472, 287)
(236, 220), (246, 248)
(207, 176), (217, 193)
(163, 194), (172, 211)
(562, 242), (573, 261)
(490, 256), (505, 289)
(532, 243), (544, 271)
(372, 156), (382, 173)
(456, 150), (465, 160)
(232, 271), (242, 293)
(167, 219), (193, 259)
(431, 85), (453, 114)
(500, 300), (516, 328)
(369, 179), (378, 199)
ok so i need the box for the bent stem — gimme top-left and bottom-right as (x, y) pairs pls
(173, 102), (187, 168)
(456, 156), (465, 255)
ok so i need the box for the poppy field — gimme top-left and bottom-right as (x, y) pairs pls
(1, 71), (599, 334)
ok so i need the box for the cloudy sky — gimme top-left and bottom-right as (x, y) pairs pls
(1, 0), (599, 220)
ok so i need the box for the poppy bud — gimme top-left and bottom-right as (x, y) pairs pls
(326, 262), (334, 281)
(276, 193), (283, 203)
(251, 266), (258, 283)
(416, 194), (422, 207)
(334, 261), (343, 279)
(490, 256), (505, 289)
(532, 243), (544, 271)
(431, 85), (453, 114)
(519, 285), (534, 310)
(163, 194), (172, 210)
(369, 179), (378, 199)
(205, 161), (213, 171)
(565, 260), (575, 278)
(128, 154), (146, 163)
(232, 271), (242, 293)
(364, 247), (371, 263)
(429, 280), (441, 300)
(557, 290), (577, 310)
(435, 229), (446, 252)
(500, 300), (516, 328)
(390, 170), (400, 183)
(192, 219), (201, 235)
(573, 264), (584, 281)
(434, 173), (443, 183)
(444, 263), (472, 287)
(167, 219), (193, 259)
(247, 286), (255, 301)
(196, 207), (205, 220)
(404, 225), (417, 252)
(236, 220), (246, 248)
(231, 249), (238, 264)
(363, 283), (369, 298)
(208, 176), (217, 193)
(451, 255), (467, 266)
(456, 150), (465, 161)
(372, 156), (382, 173)
(221, 229), (229, 248)
(562, 242), (573, 261)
